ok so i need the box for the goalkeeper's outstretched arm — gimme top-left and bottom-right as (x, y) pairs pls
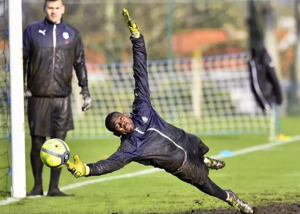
(67, 151), (132, 178)
(123, 8), (151, 108)
(67, 140), (137, 178)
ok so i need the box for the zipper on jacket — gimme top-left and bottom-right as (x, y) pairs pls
(249, 60), (270, 111)
(51, 24), (57, 97)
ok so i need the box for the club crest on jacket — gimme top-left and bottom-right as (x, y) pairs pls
(63, 32), (69, 39)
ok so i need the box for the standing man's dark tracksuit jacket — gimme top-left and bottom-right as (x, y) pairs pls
(248, 46), (283, 112)
(23, 18), (88, 136)
(85, 35), (209, 187)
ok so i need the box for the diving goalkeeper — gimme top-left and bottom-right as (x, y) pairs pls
(66, 9), (253, 214)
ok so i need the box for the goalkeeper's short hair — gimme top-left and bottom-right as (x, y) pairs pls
(105, 112), (122, 133)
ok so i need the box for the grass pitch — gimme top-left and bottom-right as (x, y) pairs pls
(0, 117), (300, 214)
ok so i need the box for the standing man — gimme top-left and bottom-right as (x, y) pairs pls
(66, 9), (253, 214)
(23, 0), (92, 196)
(248, 45), (283, 113)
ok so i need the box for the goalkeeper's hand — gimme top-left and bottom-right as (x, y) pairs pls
(66, 155), (90, 178)
(122, 8), (140, 38)
(80, 87), (92, 112)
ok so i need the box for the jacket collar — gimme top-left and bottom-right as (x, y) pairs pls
(130, 113), (138, 127)
(43, 17), (65, 28)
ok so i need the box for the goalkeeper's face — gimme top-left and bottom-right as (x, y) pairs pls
(112, 114), (135, 135)
(44, 0), (65, 24)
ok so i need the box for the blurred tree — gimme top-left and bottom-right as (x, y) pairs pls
(288, 0), (300, 115)
(22, 0), (249, 62)
(247, 0), (264, 49)
(103, 3), (118, 62)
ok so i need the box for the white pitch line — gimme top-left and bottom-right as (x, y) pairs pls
(288, 173), (300, 176)
(60, 168), (162, 192)
(212, 135), (300, 159)
(0, 198), (20, 206)
(1, 134), (300, 206)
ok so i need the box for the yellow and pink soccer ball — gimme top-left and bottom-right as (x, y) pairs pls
(40, 138), (70, 168)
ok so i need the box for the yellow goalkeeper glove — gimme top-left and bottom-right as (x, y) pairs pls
(66, 155), (90, 178)
(122, 8), (140, 38)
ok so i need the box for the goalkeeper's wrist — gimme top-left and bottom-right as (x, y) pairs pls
(84, 164), (90, 176)
(80, 86), (90, 97)
(131, 32), (140, 38)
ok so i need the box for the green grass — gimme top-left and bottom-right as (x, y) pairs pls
(0, 117), (300, 213)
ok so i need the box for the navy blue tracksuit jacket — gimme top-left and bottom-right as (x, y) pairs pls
(23, 18), (88, 136)
(87, 35), (208, 183)
(23, 18), (88, 97)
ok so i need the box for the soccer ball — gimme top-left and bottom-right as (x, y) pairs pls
(40, 138), (70, 168)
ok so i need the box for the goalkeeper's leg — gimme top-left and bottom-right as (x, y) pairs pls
(196, 177), (253, 214)
(27, 135), (46, 196)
